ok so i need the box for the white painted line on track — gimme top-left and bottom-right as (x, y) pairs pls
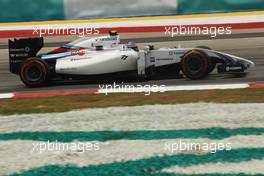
(0, 93), (14, 99)
(0, 83), (260, 99)
(164, 83), (249, 91)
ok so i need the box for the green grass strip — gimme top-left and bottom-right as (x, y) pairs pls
(1, 128), (264, 142)
(10, 148), (264, 176)
(1, 88), (264, 115)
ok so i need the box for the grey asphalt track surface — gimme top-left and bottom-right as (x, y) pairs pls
(0, 33), (264, 93)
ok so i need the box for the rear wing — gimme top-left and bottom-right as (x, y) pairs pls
(8, 37), (43, 74)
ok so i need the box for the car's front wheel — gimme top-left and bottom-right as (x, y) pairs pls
(19, 58), (50, 87)
(181, 50), (210, 80)
(195, 46), (216, 74)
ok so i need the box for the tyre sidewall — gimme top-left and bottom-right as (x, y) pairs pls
(20, 58), (50, 87)
(181, 50), (209, 80)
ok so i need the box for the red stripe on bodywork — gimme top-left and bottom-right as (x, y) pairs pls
(48, 47), (86, 54)
(49, 47), (72, 54)
(1, 22), (264, 38)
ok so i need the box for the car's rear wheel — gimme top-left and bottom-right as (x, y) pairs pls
(181, 50), (210, 80)
(19, 58), (50, 87)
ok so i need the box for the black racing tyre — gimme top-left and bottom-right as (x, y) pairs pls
(19, 58), (50, 87)
(181, 50), (210, 80)
(205, 58), (217, 74)
(196, 46), (212, 50)
(196, 46), (216, 74)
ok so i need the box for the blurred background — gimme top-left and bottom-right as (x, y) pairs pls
(0, 0), (263, 22)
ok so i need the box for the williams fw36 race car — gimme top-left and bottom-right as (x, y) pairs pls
(9, 31), (255, 87)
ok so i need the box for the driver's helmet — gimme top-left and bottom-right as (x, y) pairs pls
(109, 30), (118, 36)
(127, 42), (139, 51)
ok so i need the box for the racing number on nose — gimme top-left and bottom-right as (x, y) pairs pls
(121, 55), (128, 61)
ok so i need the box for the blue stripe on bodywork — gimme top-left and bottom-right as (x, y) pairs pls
(41, 52), (72, 60)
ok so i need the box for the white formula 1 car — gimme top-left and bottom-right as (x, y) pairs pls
(9, 31), (255, 87)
